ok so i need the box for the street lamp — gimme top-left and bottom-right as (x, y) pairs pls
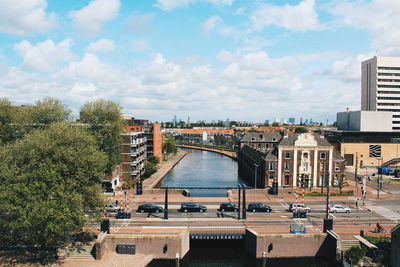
(254, 163), (259, 202)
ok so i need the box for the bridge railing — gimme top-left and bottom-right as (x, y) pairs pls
(176, 142), (238, 152)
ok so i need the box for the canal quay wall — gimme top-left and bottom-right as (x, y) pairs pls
(94, 228), (340, 264)
(244, 229), (339, 261)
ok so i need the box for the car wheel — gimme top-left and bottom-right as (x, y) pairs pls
(200, 209), (204, 213)
(252, 209), (256, 212)
(140, 210), (144, 213)
(156, 210), (159, 213)
(268, 209), (271, 213)
(184, 209), (188, 213)
(221, 209), (225, 212)
(346, 210), (350, 213)
(333, 210), (337, 213)
(306, 210), (310, 213)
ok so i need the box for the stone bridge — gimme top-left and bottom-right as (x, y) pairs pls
(176, 144), (237, 160)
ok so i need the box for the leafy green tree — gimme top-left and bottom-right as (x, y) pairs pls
(142, 161), (157, 179)
(80, 99), (124, 174)
(295, 127), (308, 133)
(32, 97), (72, 124)
(272, 122), (279, 127)
(0, 123), (107, 248)
(163, 136), (177, 154)
(147, 155), (160, 165)
(346, 246), (366, 264)
(0, 98), (15, 144)
(336, 174), (348, 193)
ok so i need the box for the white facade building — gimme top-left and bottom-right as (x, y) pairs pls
(361, 56), (400, 131)
(337, 110), (393, 132)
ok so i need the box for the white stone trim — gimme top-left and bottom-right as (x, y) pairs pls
(278, 147), (282, 186)
(293, 149), (298, 187)
(313, 149), (318, 187)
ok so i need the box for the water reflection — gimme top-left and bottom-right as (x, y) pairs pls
(161, 148), (247, 196)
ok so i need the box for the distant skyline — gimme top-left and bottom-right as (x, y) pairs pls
(0, 0), (399, 122)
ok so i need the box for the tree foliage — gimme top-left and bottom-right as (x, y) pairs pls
(0, 98), (15, 144)
(346, 246), (366, 264)
(163, 136), (177, 154)
(0, 123), (107, 247)
(32, 97), (72, 124)
(295, 127), (308, 133)
(79, 99), (124, 174)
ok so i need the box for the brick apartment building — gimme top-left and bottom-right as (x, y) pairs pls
(238, 133), (345, 189)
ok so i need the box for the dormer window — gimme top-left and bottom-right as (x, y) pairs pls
(320, 152), (326, 160)
(251, 137), (255, 141)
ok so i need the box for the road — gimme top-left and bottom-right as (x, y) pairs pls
(104, 200), (396, 237)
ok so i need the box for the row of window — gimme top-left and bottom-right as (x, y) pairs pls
(378, 72), (400, 76)
(284, 151), (327, 159)
(378, 85), (400, 88)
(378, 67), (400, 70)
(377, 109), (400, 112)
(378, 79), (400, 82)
(378, 103), (400, 106)
(378, 91), (400, 94)
(378, 97), (400, 100)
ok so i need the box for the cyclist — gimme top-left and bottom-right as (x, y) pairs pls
(376, 222), (383, 232)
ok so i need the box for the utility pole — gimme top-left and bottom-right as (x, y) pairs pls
(355, 152), (359, 195)
(254, 163), (258, 202)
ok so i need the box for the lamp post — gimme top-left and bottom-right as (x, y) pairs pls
(254, 163), (259, 202)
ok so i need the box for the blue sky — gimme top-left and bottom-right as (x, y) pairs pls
(0, 0), (399, 123)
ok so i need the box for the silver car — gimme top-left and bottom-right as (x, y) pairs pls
(329, 204), (351, 213)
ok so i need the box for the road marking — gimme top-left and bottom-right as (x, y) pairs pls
(280, 203), (289, 209)
(329, 213), (337, 219)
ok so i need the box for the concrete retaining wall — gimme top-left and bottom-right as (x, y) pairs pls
(244, 229), (338, 261)
(96, 231), (190, 260)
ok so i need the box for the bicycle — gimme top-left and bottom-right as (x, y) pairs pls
(374, 227), (386, 233)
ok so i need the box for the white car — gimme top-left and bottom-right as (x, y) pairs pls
(105, 203), (121, 212)
(288, 203), (311, 213)
(329, 204), (351, 213)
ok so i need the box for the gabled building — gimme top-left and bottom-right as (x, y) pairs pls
(238, 133), (345, 189)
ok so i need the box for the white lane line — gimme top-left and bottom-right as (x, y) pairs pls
(329, 213), (337, 219)
(280, 202), (289, 209)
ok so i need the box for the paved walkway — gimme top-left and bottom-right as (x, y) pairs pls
(365, 205), (400, 221)
(61, 253), (153, 267)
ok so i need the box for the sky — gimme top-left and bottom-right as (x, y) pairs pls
(0, 0), (399, 123)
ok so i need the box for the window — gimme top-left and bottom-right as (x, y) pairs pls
(303, 152), (309, 159)
(320, 162), (325, 171)
(335, 162), (340, 172)
(269, 162), (274, 171)
(320, 152), (326, 159)
(369, 145), (382, 158)
(285, 152), (291, 159)
(251, 137), (255, 141)
(284, 162), (290, 171)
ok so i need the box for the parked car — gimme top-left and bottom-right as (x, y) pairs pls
(105, 203), (121, 212)
(180, 202), (207, 212)
(219, 203), (239, 212)
(247, 202), (272, 212)
(329, 204), (351, 213)
(136, 204), (164, 213)
(288, 203), (311, 213)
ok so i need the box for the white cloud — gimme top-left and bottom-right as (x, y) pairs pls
(329, 0), (400, 55)
(132, 39), (149, 52)
(125, 12), (154, 33)
(86, 38), (115, 53)
(69, 0), (120, 36)
(155, 0), (233, 11)
(0, 0), (56, 35)
(14, 38), (75, 72)
(63, 53), (122, 82)
(325, 53), (373, 83)
(250, 0), (320, 32)
(201, 16), (240, 38)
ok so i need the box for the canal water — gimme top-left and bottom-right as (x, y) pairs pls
(161, 148), (248, 196)
(149, 240), (339, 267)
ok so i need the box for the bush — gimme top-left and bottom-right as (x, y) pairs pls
(304, 191), (353, 197)
(346, 246), (366, 264)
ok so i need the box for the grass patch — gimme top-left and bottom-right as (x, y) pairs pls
(363, 236), (391, 245)
(304, 191), (353, 197)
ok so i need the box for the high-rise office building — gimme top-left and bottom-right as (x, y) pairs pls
(361, 56), (400, 130)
